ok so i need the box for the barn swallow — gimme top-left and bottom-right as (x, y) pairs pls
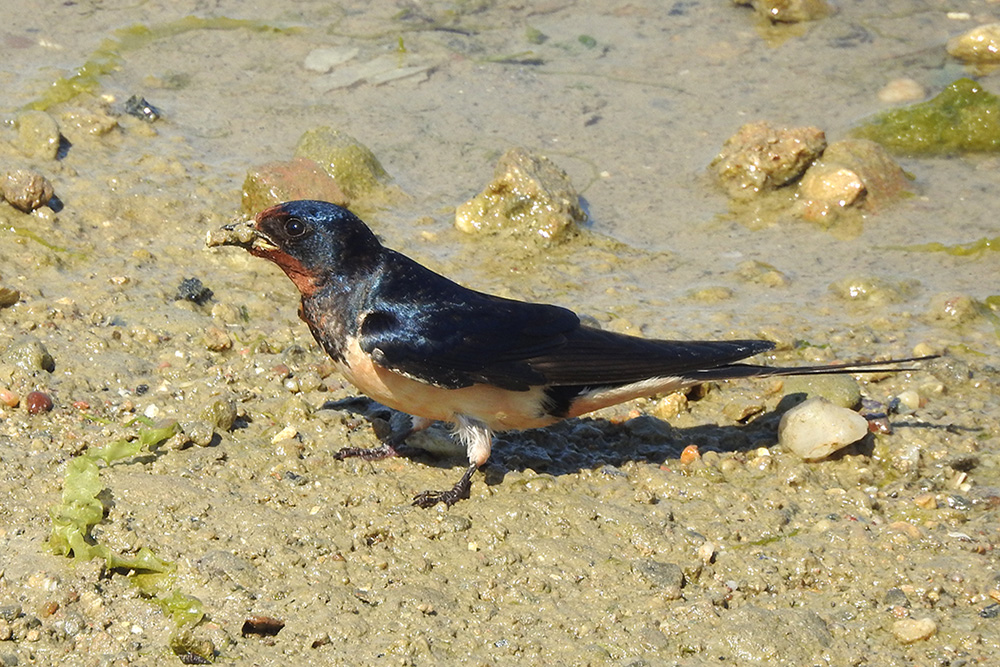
(214, 199), (935, 508)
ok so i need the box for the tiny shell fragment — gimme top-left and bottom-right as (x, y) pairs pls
(0, 388), (18, 408)
(778, 397), (868, 461)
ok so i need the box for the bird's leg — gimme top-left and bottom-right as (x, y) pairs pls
(335, 413), (431, 461)
(412, 415), (492, 508)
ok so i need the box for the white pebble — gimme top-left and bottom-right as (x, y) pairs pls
(896, 389), (921, 413)
(892, 617), (937, 644)
(779, 397), (868, 461)
(878, 78), (926, 104)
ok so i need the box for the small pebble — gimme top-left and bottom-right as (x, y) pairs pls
(202, 399), (238, 431)
(184, 421), (215, 447)
(653, 392), (687, 420)
(878, 78), (926, 104)
(947, 23), (1000, 64)
(883, 587), (910, 608)
(779, 397), (868, 461)
(892, 617), (937, 644)
(124, 95), (161, 122)
(14, 110), (61, 159)
(711, 121), (826, 199)
(679, 444), (700, 465)
(890, 605), (910, 619)
(203, 326), (232, 352)
(1, 169), (55, 212)
(175, 277), (213, 305)
(25, 391), (53, 414)
(895, 389), (922, 413)
(0, 287), (20, 308)
(241, 614), (284, 637)
(782, 374), (861, 409)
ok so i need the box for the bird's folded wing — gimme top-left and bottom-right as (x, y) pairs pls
(359, 289), (773, 391)
(358, 290), (582, 391)
(526, 327), (775, 387)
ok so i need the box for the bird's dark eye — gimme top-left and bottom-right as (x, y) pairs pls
(284, 217), (306, 238)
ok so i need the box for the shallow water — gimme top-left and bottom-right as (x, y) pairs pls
(1, 1), (999, 665)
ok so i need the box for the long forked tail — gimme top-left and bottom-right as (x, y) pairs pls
(685, 354), (940, 382)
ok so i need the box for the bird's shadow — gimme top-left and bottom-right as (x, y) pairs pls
(320, 394), (954, 485)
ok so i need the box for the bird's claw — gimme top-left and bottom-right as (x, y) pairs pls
(412, 464), (477, 508)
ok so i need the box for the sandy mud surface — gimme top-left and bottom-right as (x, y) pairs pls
(1, 1), (999, 664)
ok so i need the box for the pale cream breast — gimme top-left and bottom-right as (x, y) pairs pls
(338, 336), (558, 432)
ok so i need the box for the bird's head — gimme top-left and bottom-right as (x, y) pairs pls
(218, 200), (383, 296)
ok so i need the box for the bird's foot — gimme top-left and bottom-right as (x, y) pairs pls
(412, 464), (477, 508)
(334, 443), (401, 461)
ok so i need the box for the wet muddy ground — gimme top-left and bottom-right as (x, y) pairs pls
(1, 1), (999, 665)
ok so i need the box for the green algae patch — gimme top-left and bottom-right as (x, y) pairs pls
(293, 127), (396, 206)
(853, 78), (1000, 155)
(48, 419), (210, 659)
(894, 235), (999, 256)
(26, 17), (294, 111)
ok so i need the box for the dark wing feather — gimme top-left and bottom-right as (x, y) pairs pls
(358, 251), (581, 391)
(529, 326), (774, 386)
